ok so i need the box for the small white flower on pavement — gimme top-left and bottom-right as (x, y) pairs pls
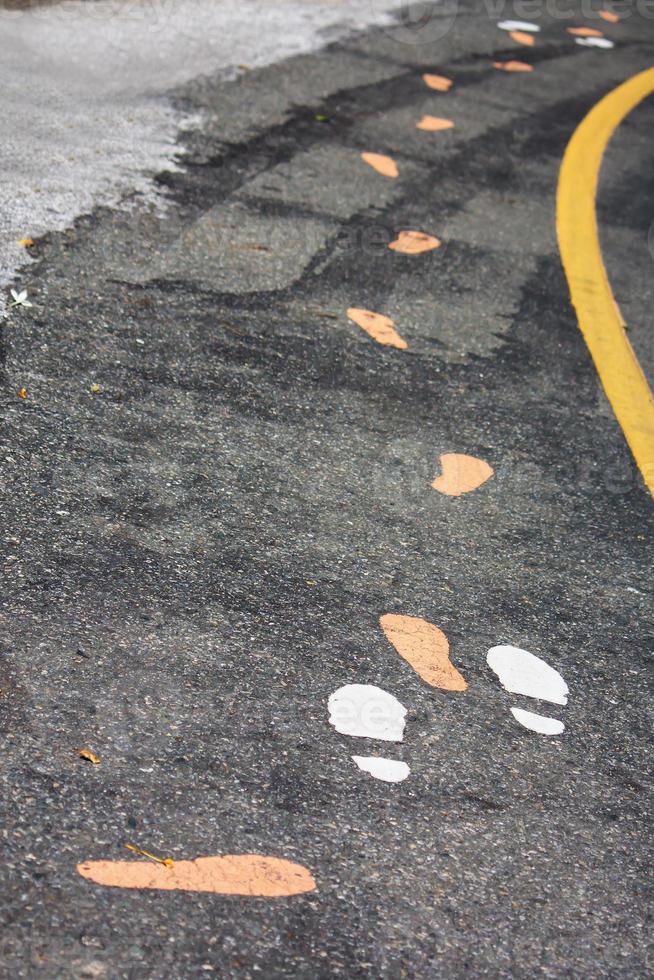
(9, 288), (33, 308)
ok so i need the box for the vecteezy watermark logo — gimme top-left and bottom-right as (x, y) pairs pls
(372, 0), (460, 45)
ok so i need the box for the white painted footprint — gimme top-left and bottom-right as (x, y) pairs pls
(487, 644), (569, 736)
(327, 683), (410, 782)
(352, 756), (410, 783)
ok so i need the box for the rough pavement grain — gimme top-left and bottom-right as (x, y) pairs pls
(1, 2), (653, 977)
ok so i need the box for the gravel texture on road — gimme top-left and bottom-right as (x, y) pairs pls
(0, 0), (403, 301)
(1, 2), (653, 977)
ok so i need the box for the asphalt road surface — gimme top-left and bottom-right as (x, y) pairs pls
(0, 0), (403, 295)
(1, 1), (653, 978)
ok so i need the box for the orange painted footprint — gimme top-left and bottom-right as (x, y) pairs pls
(360, 152), (398, 178)
(78, 853), (316, 897)
(567, 26), (604, 36)
(346, 307), (408, 349)
(416, 115), (454, 132)
(422, 73), (453, 91)
(431, 453), (494, 496)
(388, 230), (441, 255)
(493, 60), (534, 72)
(380, 614), (467, 691)
(509, 30), (535, 46)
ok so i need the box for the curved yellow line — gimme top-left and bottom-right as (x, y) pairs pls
(556, 67), (654, 498)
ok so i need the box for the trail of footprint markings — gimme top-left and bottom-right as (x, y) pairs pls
(335, 38), (577, 793)
(337, 101), (492, 780)
(497, 14), (616, 51)
(417, 72), (454, 142)
(349, 74), (452, 349)
(338, 55), (566, 791)
(79, 33), (580, 896)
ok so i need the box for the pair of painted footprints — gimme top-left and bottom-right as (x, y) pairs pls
(328, 614), (569, 783)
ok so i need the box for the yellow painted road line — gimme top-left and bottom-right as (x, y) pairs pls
(556, 67), (654, 498)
